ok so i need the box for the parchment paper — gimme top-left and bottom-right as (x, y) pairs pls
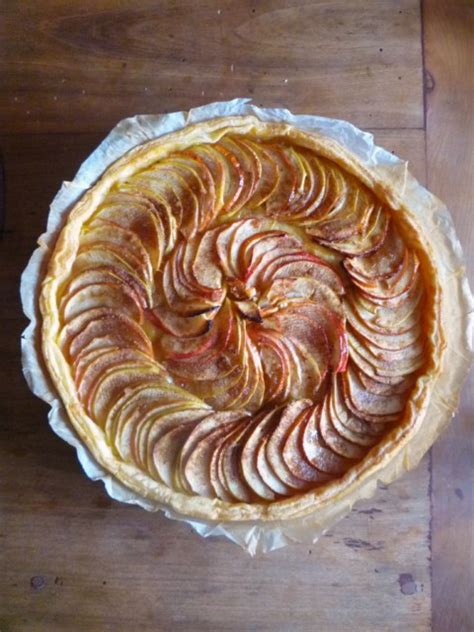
(21, 99), (473, 555)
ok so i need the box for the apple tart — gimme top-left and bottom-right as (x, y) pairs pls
(40, 117), (443, 521)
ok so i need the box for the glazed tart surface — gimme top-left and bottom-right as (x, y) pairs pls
(40, 117), (442, 521)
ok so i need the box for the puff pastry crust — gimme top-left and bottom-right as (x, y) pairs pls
(40, 117), (443, 521)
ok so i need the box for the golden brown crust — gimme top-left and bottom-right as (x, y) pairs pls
(40, 116), (444, 522)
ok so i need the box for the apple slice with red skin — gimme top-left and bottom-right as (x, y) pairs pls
(191, 226), (225, 290)
(146, 304), (214, 338)
(214, 142), (246, 217)
(180, 238), (224, 302)
(329, 378), (384, 446)
(347, 285), (423, 335)
(120, 178), (179, 247)
(111, 394), (202, 460)
(306, 184), (371, 242)
(360, 256), (421, 308)
(344, 221), (406, 281)
(299, 162), (347, 226)
(150, 162), (201, 237)
(266, 400), (315, 490)
(219, 137), (260, 211)
(241, 410), (281, 500)
(63, 267), (148, 310)
(252, 329), (294, 403)
(74, 244), (152, 300)
(341, 365), (407, 420)
(91, 366), (164, 425)
(104, 380), (202, 443)
(302, 405), (351, 475)
(282, 407), (333, 482)
(240, 138), (280, 207)
(68, 263), (150, 311)
(178, 411), (249, 495)
(263, 144), (299, 215)
(162, 301), (236, 380)
(316, 205), (390, 257)
(60, 281), (143, 324)
(97, 193), (165, 270)
(168, 153), (217, 229)
(256, 415), (293, 496)
(345, 299), (422, 351)
(281, 151), (328, 220)
(349, 331), (425, 379)
(184, 145), (226, 211)
(147, 407), (211, 481)
(319, 394), (368, 460)
(81, 221), (153, 283)
(67, 312), (152, 360)
(261, 252), (345, 296)
(131, 401), (203, 472)
(217, 418), (258, 502)
(357, 368), (415, 396)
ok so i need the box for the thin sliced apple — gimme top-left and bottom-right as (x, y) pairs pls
(282, 407), (333, 482)
(266, 400), (314, 489)
(302, 405), (351, 475)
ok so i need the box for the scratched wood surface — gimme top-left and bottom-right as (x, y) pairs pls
(0, 1), (470, 630)
(424, 2), (474, 631)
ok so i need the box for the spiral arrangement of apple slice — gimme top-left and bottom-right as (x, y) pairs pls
(56, 134), (426, 503)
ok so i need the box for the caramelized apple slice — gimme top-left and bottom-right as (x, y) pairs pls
(319, 395), (367, 460)
(241, 410), (280, 500)
(302, 405), (351, 475)
(282, 407), (333, 482)
(266, 400), (314, 489)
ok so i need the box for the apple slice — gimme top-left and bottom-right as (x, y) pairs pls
(190, 226), (224, 290)
(81, 221), (153, 284)
(60, 281), (142, 324)
(282, 407), (333, 482)
(252, 328), (294, 403)
(64, 307), (152, 359)
(299, 161), (348, 226)
(344, 221), (405, 280)
(263, 144), (298, 215)
(95, 196), (165, 271)
(319, 394), (368, 460)
(302, 405), (351, 475)
(178, 411), (248, 495)
(146, 304), (213, 338)
(342, 364), (404, 423)
(104, 379), (200, 442)
(240, 138), (280, 207)
(214, 142), (246, 217)
(217, 418), (257, 502)
(266, 400), (314, 489)
(63, 267), (147, 309)
(357, 368), (415, 396)
(345, 299), (422, 351)
(91, 365), (163, 425)
(241, 410), (280, 500)
(330, 377), (385, 446)
(131, 401), (204, 472)
(147, 407), (211, 481)
(219, 137), (260, 211)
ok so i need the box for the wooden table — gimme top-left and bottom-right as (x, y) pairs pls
(1, 2), (472, 630)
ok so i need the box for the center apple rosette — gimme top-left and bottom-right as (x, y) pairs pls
(51, 131), (426, 505)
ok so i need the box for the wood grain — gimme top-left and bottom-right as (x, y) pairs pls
(0, 0), (423, 134)
(0, 126), (431, 631)
(424, 1), (474, 631)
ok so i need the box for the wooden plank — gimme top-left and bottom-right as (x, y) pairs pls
(423, 1), (474, 631)
(0, 0), (423, 134)
(0, 129), (431, 630)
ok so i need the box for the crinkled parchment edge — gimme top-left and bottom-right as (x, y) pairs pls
(20, 98), (473, 555)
